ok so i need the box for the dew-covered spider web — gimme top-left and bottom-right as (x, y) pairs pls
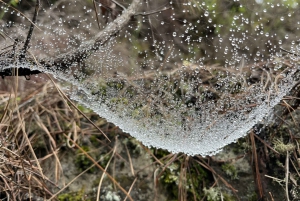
(1, 0), (300, 155)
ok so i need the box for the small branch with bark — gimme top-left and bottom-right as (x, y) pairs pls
(0, 0), (142, 78)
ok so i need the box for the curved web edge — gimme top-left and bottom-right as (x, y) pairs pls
(32, 63), (298, 156)
(1, 61), (298, 155)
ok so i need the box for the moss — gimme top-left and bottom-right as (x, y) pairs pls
(89, 135), (100, 147)
(187, 161), (210, 199)
(75, 146), (96, 173)
(221, 163), (238, 180)
(273, 138), (295, 154)
(99, 153), (111, 168)
(247, 192), (258, 201)
(203, 187), (220, 201)
(157, 156), (212, 200)
(122, 138), (142, 157)
(77, 105), (92, 113)
(58, 187), (91, 201)
(222, 192), (236, 201)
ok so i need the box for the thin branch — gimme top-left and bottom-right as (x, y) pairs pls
(111, 0), (126, 11)
(20, 0), (40, 59)
(135, 6), (172, 16)
(0, 0), (41, 31)
(40, 0), (142, 71)
(280, 47), (300, 57)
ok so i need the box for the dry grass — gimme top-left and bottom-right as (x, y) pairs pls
(0, 74), (165, 200)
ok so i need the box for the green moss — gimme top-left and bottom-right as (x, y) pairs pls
(222, 192), (236, 201)
(89, 135), (100, 147)
(77, 105), (92, 113)
(99, 153), (111, 168)
(203, 187), (220, 201)
(58, 187), (91, 201)
(247, 192), (258, 201)
(273, 138), (295, 154)
(75, 146), (95, 173)
(122, 138), (142, 156)
(157, 155), (211, 200)
(221, 163), (238, 180)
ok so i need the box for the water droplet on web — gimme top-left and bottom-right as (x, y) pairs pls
(1, 0), (298, 156)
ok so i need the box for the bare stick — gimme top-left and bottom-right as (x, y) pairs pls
(41, 0), (142, 71)
(135, 6), (172, 16)
(280, 47), (300, 57)
(111, 0), (126, 11)
(20, 0), (40, 59)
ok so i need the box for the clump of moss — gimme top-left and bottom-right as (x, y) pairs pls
(75, 146), (95, 173)
(203, 187), (236, 201)
(221, 163), (238, 180)
(122, 138), (142, 157)
(273, 138), (295, 154)
(58, 188), (91, 201)
(203, 187), (220, 201)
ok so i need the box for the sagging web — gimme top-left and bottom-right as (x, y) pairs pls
(0, 0), (299, 155)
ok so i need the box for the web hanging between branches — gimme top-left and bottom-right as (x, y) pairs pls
(0, 0), (299, 155)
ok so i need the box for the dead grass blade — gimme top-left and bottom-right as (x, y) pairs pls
(123, 177), (137, 201)
(250, 131), (264, 199)
(125, 144), (135, 176)
(63, 133), (133, 201)
(178, 155), (188, 201)
(0, 93), (11, 124)
(254, 133), (280, 155)
(49, 154), (108, 200)
(46, 74), (111, 142)
(195, 156), (240, 199)
(285, 151), (290, 201)
(93, 0), (101, 30)
(96, 145), (116, 201)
